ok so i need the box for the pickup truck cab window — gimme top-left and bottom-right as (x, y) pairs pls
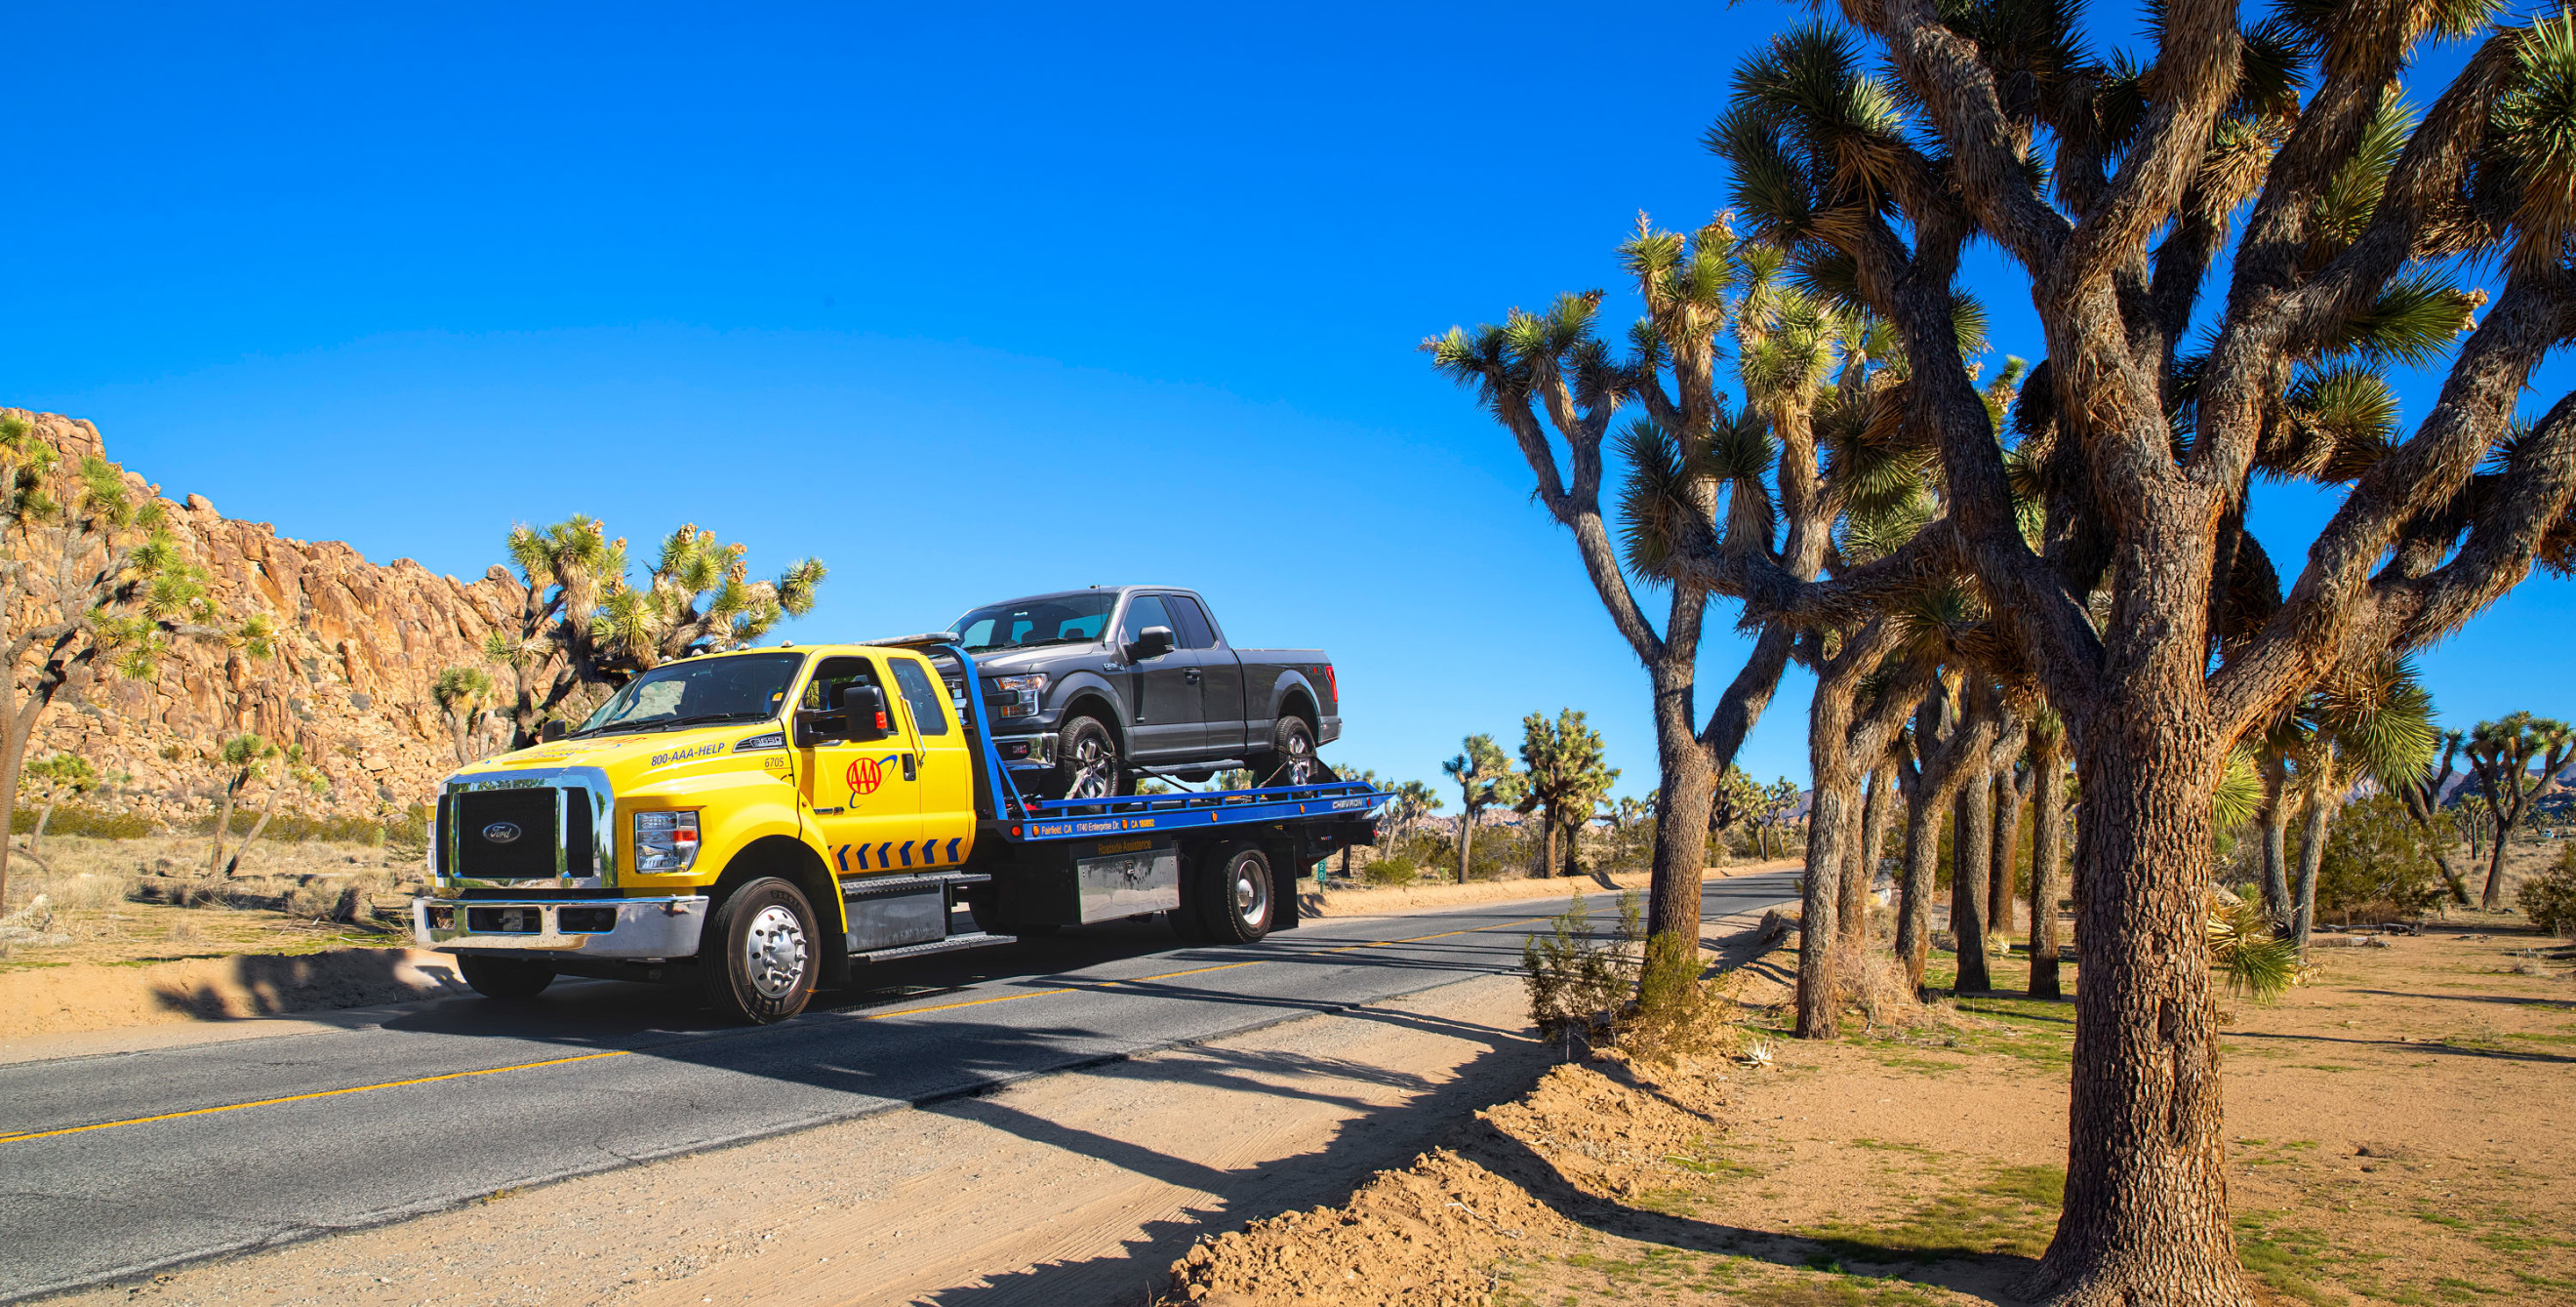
(576, 652), (799, 736)
(890, 657), (950, 736)
(1168, 595), (1219, 649)
(1119, 593), (1177, 647)
(955, 593), (1114, 651)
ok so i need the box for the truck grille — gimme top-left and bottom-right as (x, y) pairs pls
(449, 789), (565, 880)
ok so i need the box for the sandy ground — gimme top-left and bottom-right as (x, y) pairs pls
(1179, 915), (2576, 1307)
(44, 968), (1561, 1307)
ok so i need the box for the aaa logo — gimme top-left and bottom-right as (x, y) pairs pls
(846, 756), (882, 796)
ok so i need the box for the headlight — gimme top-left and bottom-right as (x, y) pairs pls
(993, 674), (1049, 718)
(634, 810), (702, 873)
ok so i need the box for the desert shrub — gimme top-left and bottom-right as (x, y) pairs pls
(382, 804), (431, 855)
(2518, 846), (2576, 938)
(1624, 930), (1740, 1064)
(1837, 947), (1918, 1031)
(2316, 794), (2447, 921)
(1362, 854), (1419, 886)
(1522, 889), (1640, 1049)
(12, 804), (161, 839)
(257, 810), (401, 844)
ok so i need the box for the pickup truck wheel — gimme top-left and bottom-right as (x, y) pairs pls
(700, 877), (817, 1025)
(1250, 716), (1318, 788)
(460, 955), (555, 1000)
(1053, 715), (1128, 801)
(1192, 842), (1274, 944)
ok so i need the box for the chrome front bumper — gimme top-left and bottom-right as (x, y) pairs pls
(413, 895), (709, 959)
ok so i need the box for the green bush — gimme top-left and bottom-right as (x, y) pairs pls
(2517, 845), (2576, 937)
(1362, 854), (1419, 886)
(2316, 794), (2447, 921)
(12, 804), (162, 839)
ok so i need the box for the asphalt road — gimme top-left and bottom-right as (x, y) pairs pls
(0, 872), (1793, 1302)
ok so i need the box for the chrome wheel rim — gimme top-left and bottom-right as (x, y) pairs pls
(1280, 727), (1315, 785)
(1068, 733), (1117, 799)
(1231, 859), (1269, 929)
(743, 904), (809, 999)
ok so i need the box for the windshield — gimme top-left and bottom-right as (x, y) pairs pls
(952, 593), (1116, 652)
(574, 653), (803, 737)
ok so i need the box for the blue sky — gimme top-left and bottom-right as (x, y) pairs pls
(6, 2), (2568, 798)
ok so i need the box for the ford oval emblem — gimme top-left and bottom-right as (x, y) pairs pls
(482, 822), (523, 845)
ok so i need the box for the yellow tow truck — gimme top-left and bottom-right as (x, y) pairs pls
(414, 636), (1386, 1023)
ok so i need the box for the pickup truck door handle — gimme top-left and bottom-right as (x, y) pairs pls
(1185, 669), (1202, 684)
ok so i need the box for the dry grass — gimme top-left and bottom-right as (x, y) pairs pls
(0, 833), (423, 970)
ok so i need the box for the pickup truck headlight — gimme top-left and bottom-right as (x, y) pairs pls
(634, 810), (702, 874)
(992, 674), (1048, 718)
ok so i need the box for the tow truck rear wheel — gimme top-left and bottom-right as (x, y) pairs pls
(701, 877), (818, 1025)
(460, 955), (555, 1000)
(1189, 841), (1274, 944)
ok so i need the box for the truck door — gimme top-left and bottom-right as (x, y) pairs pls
(1168, 594), (1244, 756)
(888, 652), (975, 869)
(796, 655), (925, 876)
(1117, 592), (1202, 757)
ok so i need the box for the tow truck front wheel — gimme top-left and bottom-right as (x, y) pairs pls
(702, 878), (818, 1025)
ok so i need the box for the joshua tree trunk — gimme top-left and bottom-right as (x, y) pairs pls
(2291, 753), (2337, 951)
(1992, 770), (2024, 936)
(2034, 719), (2237, 1305)
(1842, 767), (1890, 950)
(2028, 739), (2068, 1001)
(2257, 756), (2293, 923)
(208, 778), (247, 878)
(31, 800), (57, 854)
(1953, 773), (1993, 994)
(1796, 780), (1856, 1038)
(225, 789), (285, 878)
(1455, 808), (1476, 884)
(1894, 680), (1999, 994)
(1645, 664), (1717, 938)
(2479, 795), (2515, 911)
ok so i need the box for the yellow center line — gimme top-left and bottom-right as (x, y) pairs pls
(1, 910), (1570, 1145)
(0, 1050), (635, 1145)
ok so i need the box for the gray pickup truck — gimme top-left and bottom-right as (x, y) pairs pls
(947, 586), (1341, 798)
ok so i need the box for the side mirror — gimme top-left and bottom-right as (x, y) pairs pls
(844, 684), (893, 742)
(539, 720), (568, 744)
(1128, 625), (1176, 661)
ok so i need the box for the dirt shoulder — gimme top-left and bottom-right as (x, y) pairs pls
(1175, 917), (2576, 1307)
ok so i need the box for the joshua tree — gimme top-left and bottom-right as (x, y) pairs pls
(2393, 730), (2475, 904)
(0, 415), (269, 909)
(2464, 713), (2576, 908)
(432, 666), (501, 765)
(2277, 661), (2441, 947)
(20, 752), (96, 857)
(485, 517), (825, 747)
(1667, 4), (2576, 1294)
(1515, 710), (1618, 878)
(1793, 618), (1934, 1036)
(224, 744), (327, 877)
(1441, 734), (1521, 883)
(1426, 216), (1817, 946)
(204, 734), (278, 878)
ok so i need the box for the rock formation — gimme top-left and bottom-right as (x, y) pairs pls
(6, 408), (530, 824)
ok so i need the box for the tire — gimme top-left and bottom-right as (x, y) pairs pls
(700, 877), (819, 1025)
(1190, 841), (1275, 944)
(1249, 716), (1319, 788)
(1051, 715), (1129, 801)
(460, 955), (555, 1000)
